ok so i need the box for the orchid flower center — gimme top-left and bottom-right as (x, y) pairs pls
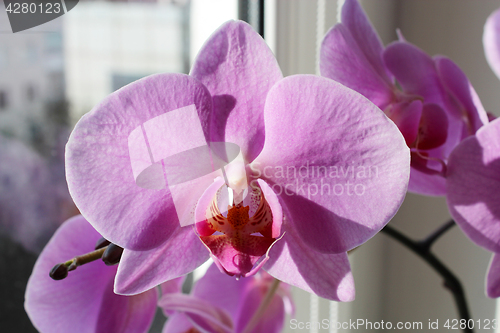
(195, 180), (282, 279)
(226, 204), (250, 230)
(384, 89), (450, 176)
(207, 187), (271, 237)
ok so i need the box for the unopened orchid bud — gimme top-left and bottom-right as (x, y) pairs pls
(95, 237), (111, 250)
(49, 263), (68, 280)
(102, 243), (123, 266)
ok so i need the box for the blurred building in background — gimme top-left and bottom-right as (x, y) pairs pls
(0, 17), (65, 154)
(0, 4), (70, 252)
(0, 7), (70, 332)
(63, 0), (189, 121)
(0, 1), (192, 331)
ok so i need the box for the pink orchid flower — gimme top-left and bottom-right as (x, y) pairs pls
(25, 215), (158, 333)
(161, 264), (292, 333)
(445, 8), (500, 298)
(446, 118), (500, 297)
(65, 20), (410, 301)
(25, 215), (289, 332)
(484, 7), (500, 82)
(320, 0), (488, 196)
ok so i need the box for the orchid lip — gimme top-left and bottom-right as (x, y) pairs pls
(195, 179), (284, 278)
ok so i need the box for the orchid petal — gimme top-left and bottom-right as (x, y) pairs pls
(97, 278), (158, 333)
(161, 263), (291, 333)
(446, 118), (500, 252)
(408, 166), (447, 196)
(66, 73), (213, 251)
(484, 8), (500, 81)
(417, 103), (449, 150)
(160, 277), (186, 317)
(264, 224), (355, 302)
(253, 75), (409, 253)
(487, 253), (500, 298)
(234, 285), (285, 333)
(191, 263), (289, 333)
(320, 24), (393, 109)
(384, 42), (445, 106)
(340, 0), (391, 81)
(25, 216), (157, 333)
(115, 226), (209, 295)
(160, 277), (185, 296)
(192, 263), (251, 319)
(191, 20), (283, 162)
(385, 100), (422, 146)
(162, 313), (193, 333)
(320, 0), (394, 108)
(159, 293), (233, 333)
(435, 56), (488, 135)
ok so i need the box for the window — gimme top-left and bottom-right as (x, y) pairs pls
(112, 74), (147, 92)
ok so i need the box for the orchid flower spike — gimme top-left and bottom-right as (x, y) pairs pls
(65, 19), (410, 301)
(320, 0), (488, 196)
(25, 215), (158, 333)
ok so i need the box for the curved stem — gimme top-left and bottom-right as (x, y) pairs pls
(66, 246), (107, 271)
(381, 224), (473, 333)
(418, 219), (456, 251)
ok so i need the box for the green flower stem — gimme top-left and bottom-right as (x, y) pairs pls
(66, 246), (107, 271)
